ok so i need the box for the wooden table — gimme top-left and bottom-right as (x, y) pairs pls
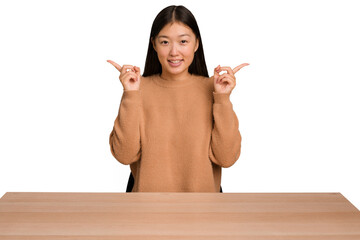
(0, 192), (359, 239)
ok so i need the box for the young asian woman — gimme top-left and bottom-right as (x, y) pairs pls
(107, 5), (249, 192)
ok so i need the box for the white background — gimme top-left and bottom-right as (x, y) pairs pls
(1, 0), (359, 209)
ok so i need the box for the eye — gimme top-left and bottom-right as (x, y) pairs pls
(181, 40), (188, 44)
(160, 40), (168, 44)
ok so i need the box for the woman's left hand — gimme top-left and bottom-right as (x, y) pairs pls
(213, 63), (249, 94)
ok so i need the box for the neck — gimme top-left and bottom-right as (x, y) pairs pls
(160, 70), (192, 81)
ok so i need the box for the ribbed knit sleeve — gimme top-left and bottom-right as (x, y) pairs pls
(109, 90), (142, 165)
(209, 92), (242, 168)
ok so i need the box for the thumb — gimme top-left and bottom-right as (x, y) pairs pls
(214, 65), (220, 78)
(134, 66), (141, 80)
(134, 66), (140, 74)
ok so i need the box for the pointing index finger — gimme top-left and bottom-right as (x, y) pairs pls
(107, 60), (122, 72)
(233, 63), (250, 74)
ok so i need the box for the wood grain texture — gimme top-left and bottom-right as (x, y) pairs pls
(0, 192), (359, 239)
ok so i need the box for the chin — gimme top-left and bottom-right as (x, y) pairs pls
(167, 65), (189, 74)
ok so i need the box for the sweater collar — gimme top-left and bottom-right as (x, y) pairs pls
(152, 73), (196, 88)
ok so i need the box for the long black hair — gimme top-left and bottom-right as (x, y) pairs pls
(143, 5), (209, 78)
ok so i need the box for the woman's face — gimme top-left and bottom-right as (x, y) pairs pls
(152, 22), (199, 78)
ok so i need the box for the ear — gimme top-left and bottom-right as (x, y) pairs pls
(151, 37), (157, 52)
(194, 38), (199, 52)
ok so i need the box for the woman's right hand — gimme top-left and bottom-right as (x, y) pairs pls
(107, 60), (141, 91)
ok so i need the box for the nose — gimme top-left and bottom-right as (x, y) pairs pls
(170, 44), (179, 56)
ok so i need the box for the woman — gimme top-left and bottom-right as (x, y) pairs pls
(107, 5), (248, 192)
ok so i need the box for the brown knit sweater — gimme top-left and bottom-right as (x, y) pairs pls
(109, 73), (241, 192)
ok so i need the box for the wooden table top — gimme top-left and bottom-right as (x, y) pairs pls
(0, 192), (360, 239)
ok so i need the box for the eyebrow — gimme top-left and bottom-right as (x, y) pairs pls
(158, 34), (191, 38)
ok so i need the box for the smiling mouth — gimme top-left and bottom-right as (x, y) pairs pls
(168, 60), (183, 63)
